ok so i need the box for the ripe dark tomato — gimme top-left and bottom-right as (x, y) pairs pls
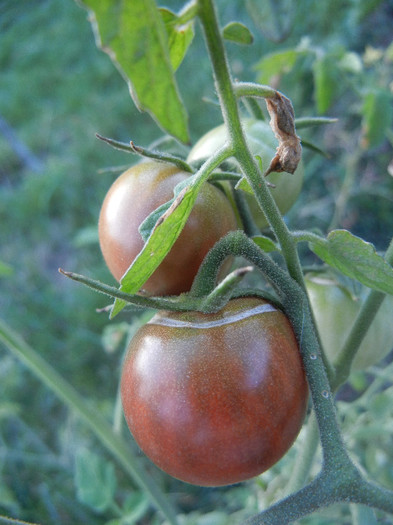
(121, 297), (308, 486)
(98, 161), (237, 296)
(187, 119), (304, 229)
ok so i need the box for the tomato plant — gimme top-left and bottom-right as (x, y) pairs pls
(98, 161), (237, 296)
(305, 272), (393, 370)
(187, 119), (304, 229)
(35, 0), (393, 522)
(121, 297), (308, 487)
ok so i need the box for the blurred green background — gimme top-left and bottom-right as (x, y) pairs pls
(1, 0), (392, 523)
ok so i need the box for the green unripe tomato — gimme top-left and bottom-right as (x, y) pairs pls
(305, 273), (393, 370)
(187, 119), (304, 229)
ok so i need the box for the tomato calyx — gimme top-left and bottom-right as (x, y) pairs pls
(96, 132), (193, 173)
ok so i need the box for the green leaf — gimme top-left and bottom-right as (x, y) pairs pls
(222, 22), (254, 45)
(79, 0), (189, 142)
(139, 178), (190, 242)
(106, 493), (149, 525)
(0, 260), (13, 277)
(252, 236), (279, 253)
(313, 54), (339, 114)
(111, 180), (203, 317)
(122, 492), (150, 524)
(254, 49), (306, 85)
(160, 8), (195, 71)
(361, 88), (393, 148)
(310, 230), (393, 295)
(75, 449), (117, 513)
(138, 200), (173, 242)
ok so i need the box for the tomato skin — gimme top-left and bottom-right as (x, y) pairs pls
(305, 273), (393, 370)
(98, 162), (237, 296)
(121, 297), (308, 486)
(187, 119), (304, 229)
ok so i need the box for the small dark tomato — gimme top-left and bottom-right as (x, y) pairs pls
(98, 162), (237, 296)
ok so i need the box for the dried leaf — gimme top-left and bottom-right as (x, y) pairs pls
(265, 92), (302, 175)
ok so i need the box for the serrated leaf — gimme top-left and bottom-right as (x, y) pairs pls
(222, 22), (253, 45)
(160, 8), (195, 71)
(79, 0), (189, 142)
(310, 230), (393, 295)
(361, 88), (393, 149)
(252, 236), (279, 253)
(313, 55), (339, 114)
(111, 180), (203, 317)
(75, 449), (117, 513)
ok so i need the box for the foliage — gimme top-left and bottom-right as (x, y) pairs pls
(0, 0), (393, 524)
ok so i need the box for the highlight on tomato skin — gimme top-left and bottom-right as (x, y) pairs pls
(120, 297), (309, 487)
(98, 161), (238, 296)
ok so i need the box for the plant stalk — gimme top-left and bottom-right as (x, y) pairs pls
(0, 319), (179, 525)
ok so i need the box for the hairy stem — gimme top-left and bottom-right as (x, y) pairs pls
(197, 0), (305, 290)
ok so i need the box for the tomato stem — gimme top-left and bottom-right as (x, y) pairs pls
(197, 0), (307, 291)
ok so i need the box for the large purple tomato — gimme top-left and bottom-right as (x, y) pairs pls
(121, 297), (309, 486)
